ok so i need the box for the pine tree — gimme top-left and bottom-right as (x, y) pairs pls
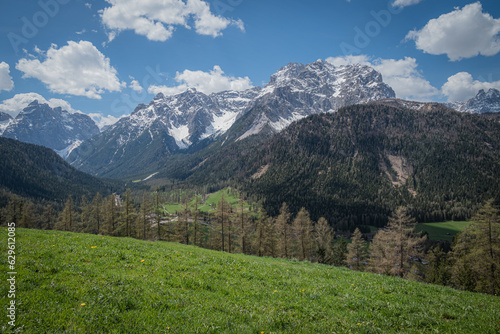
(450, 199), (500, 294)
(40, 204), (56, 230)
(237, 199), (251, 254)
(346, 228), (368, 271)
(104, 194), (118, 236)
(139, 191), (151, 240)
(216, 193), (231, 252)
(254, 207), (268, 257)
(291, 207), (314, 261)
(55, 197), (75, 231)
(368, 207), (426, 278)
(91, 193), (103, 235)
(122, 189), (135, 237)
(314, 217), (334, 264)
(19, 201), (36, 229)
(177, 199), (191, 244)
(331, 237), (348, 266)
(192, 195), (201, 247)
(276, 202), (292, 259)
(154, 188), (162, 241)
(425, 245), (451, 286)
(79, 195), (92, 233)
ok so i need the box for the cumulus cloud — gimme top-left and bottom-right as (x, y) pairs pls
(0, 93), (82, 117)
(100, 0), (244, 42)
(148, 65), (253, 96)
(326, 55), (438, 101)
(16, 41), (125, 99)
(406, 2), (500, 61)
(392, 0), (422, 8)
(129, 77), (143, 93)
(442, 72), (500, 102)
(0, 62), (14, 92)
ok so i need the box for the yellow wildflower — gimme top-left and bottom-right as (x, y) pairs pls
(81, 303), (86, 306)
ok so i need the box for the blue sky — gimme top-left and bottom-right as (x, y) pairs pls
(0, 0), (499, 125)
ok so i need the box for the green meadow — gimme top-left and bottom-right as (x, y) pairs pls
(1, 228), (498, 333)
(161, 188), (252, 215)
(416, 221), (471, 242)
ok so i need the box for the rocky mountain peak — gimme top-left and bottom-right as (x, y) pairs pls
(1, 101), (99, 158)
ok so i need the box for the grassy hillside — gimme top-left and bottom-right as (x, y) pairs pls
(1, 229), (499, 333)
(416, 221), (471, 242)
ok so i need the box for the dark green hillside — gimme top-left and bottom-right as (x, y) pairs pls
(1, 229), (498, 333)
(0, 137), (119, 203)
(245, 105), (500, 227)
(161, 104), (500, 230)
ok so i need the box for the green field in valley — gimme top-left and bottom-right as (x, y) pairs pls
(160, 188), (252, 216)
(1, 228), (499, 333)
(416, 221), (471, 242)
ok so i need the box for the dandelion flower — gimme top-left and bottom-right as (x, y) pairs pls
(81, 303), (86, 306)
(52, 245), (55, 247)
(141, 259), (145, 262)
(274, 290), (277, 293)
(357, 323), (361, 325)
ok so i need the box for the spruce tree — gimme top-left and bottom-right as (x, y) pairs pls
(346, 228), (367, 271)
(450, 199), (500, 294)
(314, 217), (334, 264)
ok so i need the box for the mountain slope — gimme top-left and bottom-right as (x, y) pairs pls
(4, 228), (499, 333)
(1, 101), (99, 157)
(68, 60), (395, 178)
(164, 104), (500, 229)
(0, 137), (117, 202)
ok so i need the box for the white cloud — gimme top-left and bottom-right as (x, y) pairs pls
(0, 93), (82, 117)
(442, 72), (500, 102)
(0, 62), (14, 92)
(406, 2), (500, 61)
(129, 77), (143, 93)
(325, 55), (438, 101)
(88, 113), (124, 131)
(100, 0), (244, 42)
(16, 41), (125, 99)
(148, 65), (253, 96)
(392, 0), (422, 8)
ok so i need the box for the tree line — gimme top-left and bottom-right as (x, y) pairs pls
(1, 190), (498, 295)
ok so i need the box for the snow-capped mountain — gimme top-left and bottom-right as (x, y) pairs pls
(237, 60), (395, 140)
(448, 88), (500, 114)
(68, 60), (395, 177)
(1, 101), (99, 158)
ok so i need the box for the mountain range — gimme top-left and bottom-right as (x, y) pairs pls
(0, 59), (499, 229)
(67, 60), (397, 177)
(1, 61), (499, 174)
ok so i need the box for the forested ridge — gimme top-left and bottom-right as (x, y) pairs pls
(163, 104), (500, 230)
(0, 137), (120, 207)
